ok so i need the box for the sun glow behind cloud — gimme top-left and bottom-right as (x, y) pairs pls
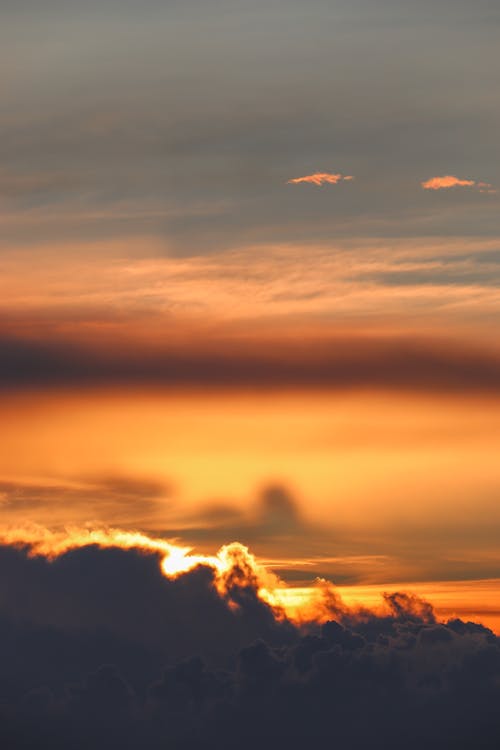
(0, 524), (307, 621)
(2, 238), (500, 641)
(2, 388), (500, 633)
(2, 524), (500, 632)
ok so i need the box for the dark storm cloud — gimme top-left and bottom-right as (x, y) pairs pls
(0, 543), (500, 748)
(0, 545), (291, 664)
(2, 330), (500, 393)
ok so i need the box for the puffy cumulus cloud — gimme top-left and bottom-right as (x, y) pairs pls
(422, 175), (497, 193)
(0, 540), (293, 666)
(0, 541), (499, 748)
(287, 172), (354, 186)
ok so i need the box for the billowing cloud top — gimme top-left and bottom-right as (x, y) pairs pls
(287, 173), (354, 186)
(0, 537), (499, 749)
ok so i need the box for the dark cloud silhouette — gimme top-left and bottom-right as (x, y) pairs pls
(0, 543), (499, 747)
(177, 484), (307, 545)
(0, 545), (292, 666)
(2, 331), (500, 393)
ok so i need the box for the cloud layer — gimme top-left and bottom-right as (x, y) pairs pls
(0, 541), (499, 749)
(2, 327), (500, 393)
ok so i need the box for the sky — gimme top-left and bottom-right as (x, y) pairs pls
(2, 3), (500, 746)
(2, 1), (500, 251)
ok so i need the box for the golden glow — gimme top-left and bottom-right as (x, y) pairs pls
(3, 239), (500, 335)
(2, 524), (500, 632)
(2, 390), (500, 534)
(2, 238), (500, 638)
(280, 579), (500, 634)
(0, 524), (286, 617)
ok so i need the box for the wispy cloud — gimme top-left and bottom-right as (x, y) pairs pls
(287, 172), (354, 186)
(477, 182), (498, 194)
(422, 175), (497, 193)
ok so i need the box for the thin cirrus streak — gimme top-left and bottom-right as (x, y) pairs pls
(287, 172), (354, 186)
(421, 175), (497, 193)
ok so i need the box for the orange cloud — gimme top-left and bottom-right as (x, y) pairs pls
(0, 524), (432, 627)
(422, 175), (496, 192)
(287, 172), (354, 186)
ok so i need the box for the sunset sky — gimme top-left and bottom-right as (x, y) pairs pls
(2, 0), (500, 638)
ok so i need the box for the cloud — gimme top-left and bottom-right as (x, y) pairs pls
(0, 475), (171, 527)
(2, 328), (500, 394)
(0, 538), (291, 663)
(0, 540), (499, 748)
(178, 485), (311, 546)
(4, 239), (500, 338)
(421, 175), (497, 193)
(287, 172), (354, 186)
